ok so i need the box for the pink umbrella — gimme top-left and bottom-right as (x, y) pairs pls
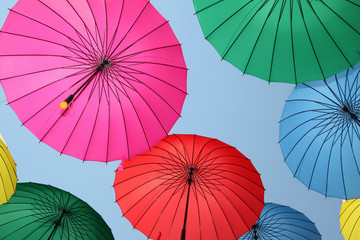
(0, 0), (187, 162)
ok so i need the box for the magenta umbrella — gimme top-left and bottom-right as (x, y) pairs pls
(0, 0), (187, 162)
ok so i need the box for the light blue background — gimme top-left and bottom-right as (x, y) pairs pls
(0, 0), (344, 239)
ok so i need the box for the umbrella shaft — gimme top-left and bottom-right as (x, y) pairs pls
(72, 70), (99, 97)
(181, 178), (192, 240)
(48, 211), (66, 240)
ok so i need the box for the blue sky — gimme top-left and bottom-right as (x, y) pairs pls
(0, 0), (344, 239)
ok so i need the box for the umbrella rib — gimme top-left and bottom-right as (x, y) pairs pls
(222, 0), (270, 60)
(280, 113), (332, 163)
(283, 99), (340, 112)
(114, 65), (184, 122)
(202, 0), (257, 41)
(109, 70), (153, 151)
(111, 20), (171, 60)
(192, 186), (204, 240)
(105, 0), (124, 57)
(194, 179), (221, 240)
(321, 0), (360, 36)
(208, 180), (261, 231)
(306, 119), (339, 192)
(268, 0), (287, 82)
(198, 166), (264, 204)
(118, 62), (186, 94)
(194, 0), (224, 14)
(297, 0), (326, 80)
(65, 0), (104, 57)
(108, 68), (161, 142)
(113, 69), (185, 118)
(325, 114), (350, 197)
(114, 167), (180, 187)
(341, 201), (360, 239)
(279, 110), (334, 144)
(5, 67), (93, 105)
(115, 50), (187, 70)
(81, 76), (106, 161)
(200, 158), (261, 180)
(0, 53), (89, 65)
(289, 0), (298, 84)
(39, 0), (102, 55)
(118, 172), (184, 220)
(136, 152), (187, 170)
(66, 0), (106, 53)
(105, 68), (132, 159)
(173, 134), (192, 166)
(0, 62), (92, 87)
(105, 71), (111, 163)
(0, 156), (11, 201)
(60, 74), (101, 157)
(36, 70), (100, 142)
(17, 68), (92, 126)
(304, 81), (343, 108)
(113, 42), (183, 63)
(0, 214), (52, 239)
(0, 31), (88, 59)
(108, 0), (150, 58)
(7, 8), (89, 54)
(243, 0), (280, 75)
(146, 178), (188, 238)
(191, 138), (217, 166)
(338, 132), (348, 199)
(199, 162), (265, 189)
(198, 178), (251, 239)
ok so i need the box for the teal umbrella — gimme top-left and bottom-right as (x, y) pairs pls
(0, 182), (114, 240)
(192, 0), (360, 84)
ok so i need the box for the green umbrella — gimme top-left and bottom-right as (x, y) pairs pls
(193, 0), (360, 84)
(0, 182), (114, 240)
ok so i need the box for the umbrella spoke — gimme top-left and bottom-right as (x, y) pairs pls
(105, 0), (124, 58)
(243, 0), (281, 75)
(108, 1), (150, 58)
(111, 21), (171, 61)
(268, 0), (287, 82)
(60, 74), (102, 158)
(39, 0), (102, 56)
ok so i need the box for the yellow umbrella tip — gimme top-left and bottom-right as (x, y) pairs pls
(59, 101), (68, 109)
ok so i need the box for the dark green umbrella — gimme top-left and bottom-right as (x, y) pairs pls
(0, 182), (114, 240)
(193, 0), (360, 84)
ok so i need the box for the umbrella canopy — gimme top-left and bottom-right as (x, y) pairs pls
(192, 0), (360, 84)
(340, 199), (360, 240)
(0, 0), (187, 162)
(0, 135), (17, 205)
(0, 182), (114, 239)
(239, 202), (321, 240)
(113, 134), (265, 240)
(279, 63), (360, 199)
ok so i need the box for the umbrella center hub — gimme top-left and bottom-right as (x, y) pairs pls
(187, 166), (196, 175)
(97, 58), (112, 71)
(342, 106), (358, 120)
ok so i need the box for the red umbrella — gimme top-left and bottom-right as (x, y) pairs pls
(113, 134), (264, 240)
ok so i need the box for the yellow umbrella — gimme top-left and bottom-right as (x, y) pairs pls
(340, 199), (360, 240)
(0, 134), (17, 205)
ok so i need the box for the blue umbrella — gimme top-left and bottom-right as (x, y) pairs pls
(279, 63), (360, 199)
(239, 203), (321, 240)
